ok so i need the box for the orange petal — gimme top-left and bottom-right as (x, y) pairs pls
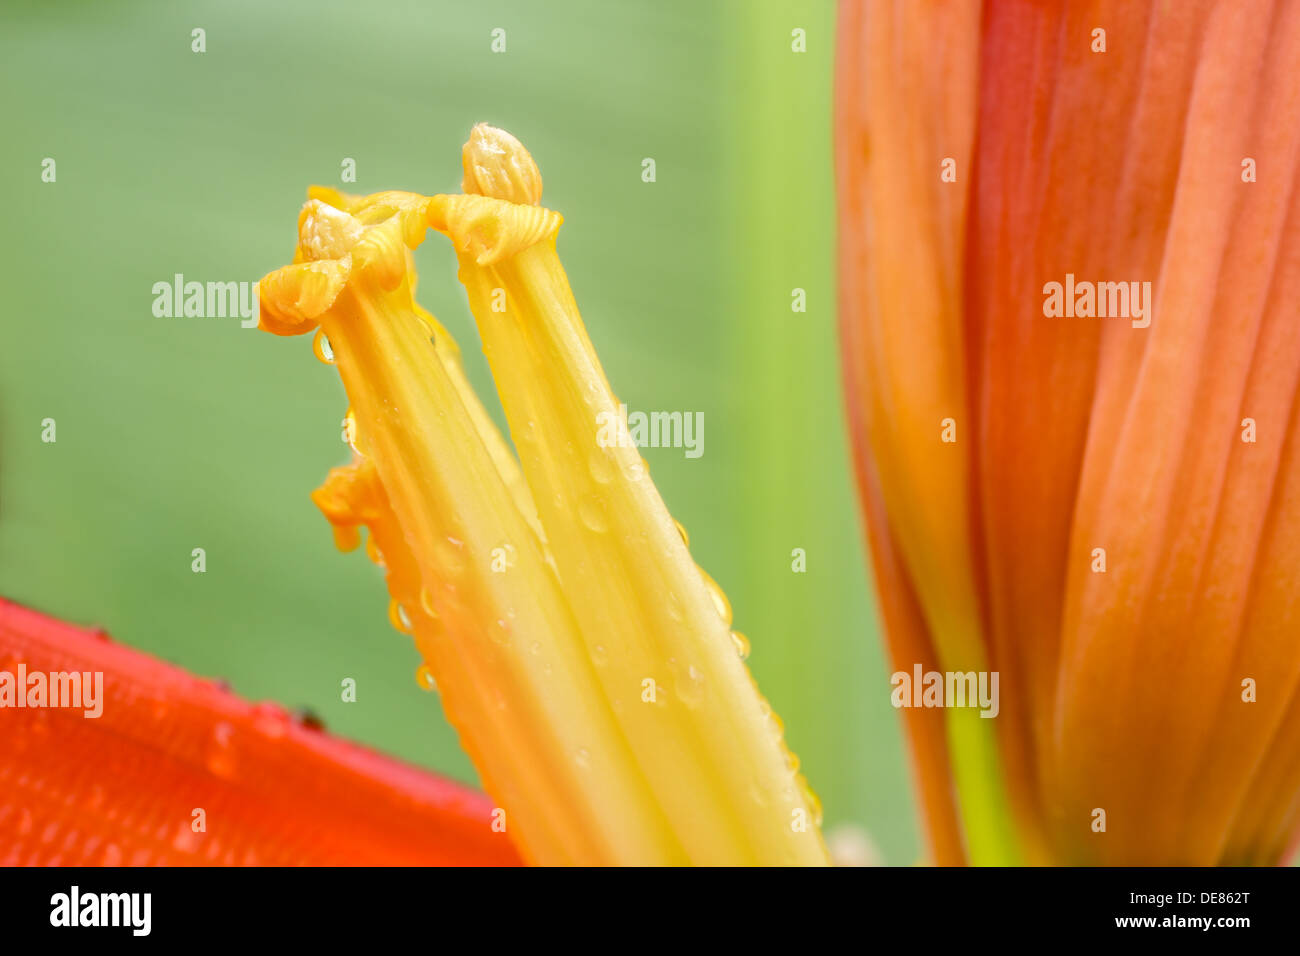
(840, 0), (1300, 865)
(836, 0), (1021, 864)
(973, 0), (1300, 865)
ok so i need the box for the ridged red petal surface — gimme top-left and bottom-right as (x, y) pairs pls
(0, 598), (521, 866)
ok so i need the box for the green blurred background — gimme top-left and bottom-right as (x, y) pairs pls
(1, 0), (916, 862)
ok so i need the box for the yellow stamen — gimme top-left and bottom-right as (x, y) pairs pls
(258, 125), (828, 865)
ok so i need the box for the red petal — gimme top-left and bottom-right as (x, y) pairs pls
(0, 599), (521, 866)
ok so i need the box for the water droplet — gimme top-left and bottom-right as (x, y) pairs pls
(621, 457), (647, 483)
(589, 452), (614, 485)
(312, 328), (336, 364)
(388, 598), (412, 634)
(784, 749), (801, 774)
(700, 567), (734, 627)
(730, 630), (751, 660)
(436, 535), (468, 575)
(344, 407), (369, 457)
(415, 664), (438, 693)
(205, 722), (237, 778)
(418, 587), (440, 619)
(799, 776), (824, 828)
(674, 519), (690, 547)
(665, 591), (685, 622)
(86, 784), (106, 812)
(491, 617), (512, 645)
(578, 495), (608, 533)
(148, 698), (169, 722)
(574, 748), (591, 770)
(671, 659), (705, 709)
(171, 821), (202, 854)
(251, 702), (288, 739)
(592, 644), (608, 667)
(22, 709), (48, 742)
(365, 533), (385, 568)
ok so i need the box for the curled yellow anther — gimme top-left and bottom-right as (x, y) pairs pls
(312, 458), (386, 552)
(425, 194), (562, 266)
(258, 258), (352, 335)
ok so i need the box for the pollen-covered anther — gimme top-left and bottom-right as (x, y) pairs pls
(298, 199), (365, 261)
(462, 124), (543, 206)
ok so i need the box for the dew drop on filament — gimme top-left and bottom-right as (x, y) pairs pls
(415, 664), (438, 693)
(389, 598), (413, 634)
(419, 587), (440, 619)
(312, 328), (336, 364)
(578, 495), (609, 533)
